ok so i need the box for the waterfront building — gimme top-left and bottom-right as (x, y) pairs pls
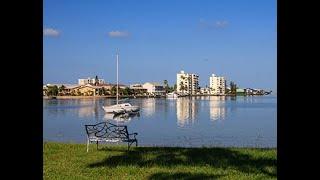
(200, 87), (211, 94)
(176, 70), (199, 95)
(236, 88), (245, 96)
(142, 82), (165, 96)
(78, 77), (105, 85)
(71, 84), (103, 96)
(130, 84), (148, 95)
(209, 74), (226, 95)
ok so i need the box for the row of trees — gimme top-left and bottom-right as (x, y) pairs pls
(44, 86), (151, 96)
(229, 81), (237, 95)
(45, 85), (66, 96)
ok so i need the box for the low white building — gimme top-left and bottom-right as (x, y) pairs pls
(209, 74), (226, 95)
(142, 82), (165, 95)
(78, 77), (105, 85)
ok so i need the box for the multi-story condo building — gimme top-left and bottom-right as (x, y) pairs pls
(176, 70), (199, 95)
(209, 74), (226, 95)
(78, 77), (105, 85)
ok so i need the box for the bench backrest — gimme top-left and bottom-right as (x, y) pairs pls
(85, 122), (129, 139)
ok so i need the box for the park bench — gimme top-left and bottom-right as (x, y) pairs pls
(85, 122), (138, 152)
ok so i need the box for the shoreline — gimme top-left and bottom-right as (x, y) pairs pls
(43, 94), (271, 100)
(43, 95), (161, 99)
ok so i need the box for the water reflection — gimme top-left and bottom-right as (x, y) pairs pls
(78, 106), (94, 117)
(78, 99), (100, 121)
(209, 96), (227, 121)
(103, 112), (140, 124)
(176, 97), (198, 128)
(141, 98), (156, 117)
(43, 97), (277, 147)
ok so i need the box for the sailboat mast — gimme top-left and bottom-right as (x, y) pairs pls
(116, 53), (119, 105)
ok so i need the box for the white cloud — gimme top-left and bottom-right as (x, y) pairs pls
(108, 31), (130, 38)
(44, 28), (60, 37)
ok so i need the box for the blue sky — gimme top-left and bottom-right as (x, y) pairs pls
(44, 0), (276, 91)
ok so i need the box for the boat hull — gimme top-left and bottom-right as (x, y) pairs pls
(102, 103), (140, 114)
(166, 93), (178, 98)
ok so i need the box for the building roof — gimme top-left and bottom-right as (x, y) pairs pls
(91, 83), (127, 87)
(144, 82), (163, 86)
(236, 88), (245, 92)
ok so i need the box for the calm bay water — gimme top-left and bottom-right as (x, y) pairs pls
(43, 96), (277, 148)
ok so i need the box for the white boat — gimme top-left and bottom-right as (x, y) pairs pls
(102, 52), (140, 114)
(102, 103), (140, 114)
(166, 92), (178, 98)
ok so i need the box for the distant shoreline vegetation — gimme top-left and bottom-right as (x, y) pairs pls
(43, 94), (272, 100)
(43, 83), (272, 98)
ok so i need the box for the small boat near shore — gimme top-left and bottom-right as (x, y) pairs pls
(166, 92), (178, 98)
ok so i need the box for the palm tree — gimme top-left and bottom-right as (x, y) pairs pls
(58, 85), (66, 96)
(46, 85), (59, 96)
(230, 81), (237, 95)
(94, 75), (99, 86)
(163, 80), (169, 93)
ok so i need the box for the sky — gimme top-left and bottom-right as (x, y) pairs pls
(44, 0), (277, 91)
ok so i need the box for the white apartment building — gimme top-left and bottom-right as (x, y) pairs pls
(176, 70), (199, 95)
(78, 77), (105, 85)
(209, 74), (226, 95)
(142, 82), (166, 95)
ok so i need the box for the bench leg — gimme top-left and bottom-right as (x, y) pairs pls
(86, 139), (90, 152)
(96, 141), (99, 150)
(136, 140), (138, 147)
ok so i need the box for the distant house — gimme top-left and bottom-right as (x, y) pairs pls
(236, 88), (245, 96)
(71, 84), (103, 96)
(130, 84), (148, 95)
(142, 82), (165, 95)
(200, 87), (210, 94)
(78, 77), (105, 85)
(244, 88), (269, 95)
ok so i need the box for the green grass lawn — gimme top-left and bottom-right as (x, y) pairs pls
(44, 142), (277, 180)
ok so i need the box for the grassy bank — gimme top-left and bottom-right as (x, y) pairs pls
(44, 142), (276, 179)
